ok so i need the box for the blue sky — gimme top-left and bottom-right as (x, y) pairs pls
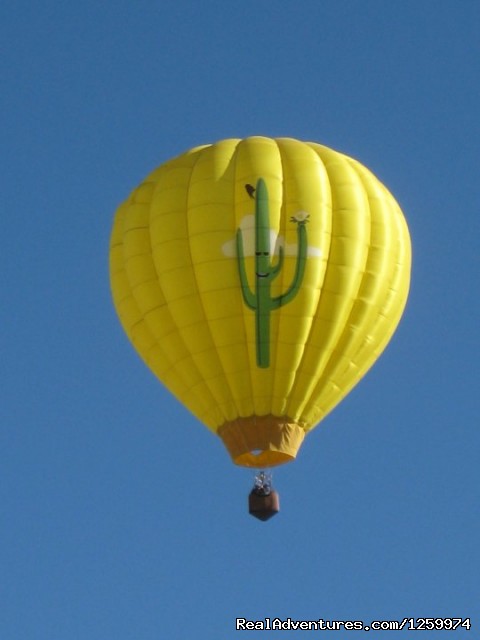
(2, 1), (479, 638)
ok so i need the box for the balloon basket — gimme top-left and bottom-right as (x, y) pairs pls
(248, 471), (279, 521)
(248, 489), (280, 521)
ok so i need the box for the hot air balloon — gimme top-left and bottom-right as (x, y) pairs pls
(109, 137), (411, 520)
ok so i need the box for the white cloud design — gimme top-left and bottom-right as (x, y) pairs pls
(222, 214), (322, 257)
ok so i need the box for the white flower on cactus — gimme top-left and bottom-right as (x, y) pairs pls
(290, 211), (310, 224)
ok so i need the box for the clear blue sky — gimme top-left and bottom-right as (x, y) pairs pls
(2, 1), (479, 638)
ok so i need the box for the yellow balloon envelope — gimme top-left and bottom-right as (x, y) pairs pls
(110, 137), (411, 468)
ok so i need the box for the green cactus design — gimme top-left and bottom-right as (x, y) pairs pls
(236, 178), (308, 368)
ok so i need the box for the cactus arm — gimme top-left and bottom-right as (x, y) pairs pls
(236, 228), (256, 310)
(269, 244), (284, 280)
(272, 223), (308, 308)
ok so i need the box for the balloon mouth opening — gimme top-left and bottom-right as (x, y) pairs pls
(217, 415), (305, 469)
(234, 449), (295, 468)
